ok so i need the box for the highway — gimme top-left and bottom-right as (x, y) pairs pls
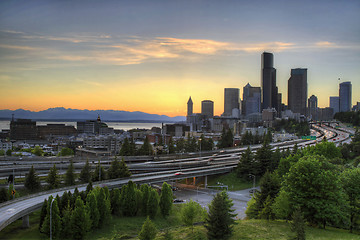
(0, 122), (352, 232)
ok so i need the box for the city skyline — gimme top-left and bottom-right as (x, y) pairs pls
(1, 0), (359, 117)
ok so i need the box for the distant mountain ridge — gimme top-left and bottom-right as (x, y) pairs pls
(0, 107), (185, 122)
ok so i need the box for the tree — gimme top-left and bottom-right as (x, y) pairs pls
(47, 164), (60, 190)
(138, 136), (152, 155)
(121, 181), (138, 217)
(159, 182), (173, 217)
(140, 184), (150, 216)
(65, 160), (75, 186)
(254, 140), (272, 176)
(181, 200), (206, 231)
(71, 197), (91, 240)
(236, 147), (254, 179)
(218, 128), (233, 148)
(39, 199), (48, 231)
(138, 216), (157, 240)
(32, 146), (44, 156)
(60, 191), (70, 214)
(92, 160), (106, 182)
(0, 187), (9, 203)
(58, 147), (74, 156)
(61, 203), (73, 238)
(205, 191), (236, 239)
(119, 137), (130, 156)
(41, 197), (61, 239)
(175, 138), (185, 153)
(24, 165), (41, 192)
(119, 158), (131, 177)
(86, 191), (100, 228)
(108, 157), (122, 179)
(290, 207), (306, 240)
(283, 155), (346, 228)
(110, 188), (122, 216)
(95, 188), (111, 226)
(340, 168), (360, 233)
(147, 188), (159, 219)
(168, 137), (176, 154)
(79, 159), (91, 183)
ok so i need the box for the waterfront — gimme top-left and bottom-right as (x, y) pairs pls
(0, 120), (166, 132)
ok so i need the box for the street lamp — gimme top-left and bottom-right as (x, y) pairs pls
(50, 198), (55, 240)
(199, 138), (202, 158)
(249, 174), (256, 192)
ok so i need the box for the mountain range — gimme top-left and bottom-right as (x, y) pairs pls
(0, 108), (186, 122)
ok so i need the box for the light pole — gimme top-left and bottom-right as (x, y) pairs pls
(12, 162), (15, 199)
(199, 138), (202, 158)
(50, 198), (55, 240)
(249, 174), (256, 192)
(98, 160), (101, 181)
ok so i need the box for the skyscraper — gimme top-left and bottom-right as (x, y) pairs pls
(242, 83), (261, 116)
(339, 81), (352, 112)
(201, 100), (214, 118)
(288, 68), (308, 116)
(308, 95), (318, 120)
(329, 96), (340, 114)
(224, 88), (240, 117)
(261, 52), (278, 111)
(187, 97), (193, 123)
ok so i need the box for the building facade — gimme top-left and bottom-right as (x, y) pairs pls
(242, 83), (261, 116)
(201, 100), (214, 118)
(339, 81), (352, 112)
(329, 96), (340, 114)
(10, 119), (38, 140)
(224, 88), (240, 117)
(261, 52), (278, 111)
(288, 68), (307, 116)
(308, 95), (318, 120)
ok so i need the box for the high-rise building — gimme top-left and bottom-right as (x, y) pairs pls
(288, 68), (307, 116)
(329, 96), (340, 114)
(242, 83), (261, 116)
(308, 95), (318, 120)
(224, 88), (240, 117)
(187, 96), (193, 116)
(201, 100), (214, 118)
(339, 81), (352, 112)
(261, 52), (278, 111)
(10, 119), (38, 140)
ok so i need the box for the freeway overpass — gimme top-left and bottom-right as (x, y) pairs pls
(0, 123), (351, 232)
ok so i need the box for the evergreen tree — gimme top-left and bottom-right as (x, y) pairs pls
(60, 191), (70, 215)
(138, 136), (152, 155)
(41, 197), (61, 239)
(86, 191), (100, 228)
(24, 165), (41, 192)
(110, 188), (122, 216)
(61, 203), (73, 238)
(270, 148), (281, 172)
(254, 140), (272, 176)
(119, 158), (131, 177)
(159, 182), (173, 217)
(290, 208), (306, 240)
(236, 147), (255, 179)
(92, 160), (107, 182)
(168, 137), (176, 154)
(71, 196), (91, 240)
(119, 137), (130, 156)
(96, 188), (111, 226)
(39, 199), (48, 231)
(205, 191), (236, 239)
(258, 195), (275, 220)
(175, 138), (185, 153)
(138, 216), (157, 240)
(121, 181), (138, 216)
(108, 157), (122, 179)
(79, 159), (91, 183)
(181, 200), (206, 231)
(86, 181), (93, 194)
(148, 188), (159, 219)
(129, 138), (137, 156)
(140, 184), (150, 216)
(47, 164), (60, 190)
(65, 160), (75, 186)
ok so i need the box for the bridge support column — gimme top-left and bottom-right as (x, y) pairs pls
(22, 215), (30, 228)
(205, 176), (208, 188)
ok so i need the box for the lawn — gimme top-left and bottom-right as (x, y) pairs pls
(206, 171), (257, 191)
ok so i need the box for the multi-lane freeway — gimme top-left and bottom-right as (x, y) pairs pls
(0, 122), (353, 232)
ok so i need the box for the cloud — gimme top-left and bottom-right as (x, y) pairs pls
(0, 44), (38, 51)
(76, 79), (103, 87)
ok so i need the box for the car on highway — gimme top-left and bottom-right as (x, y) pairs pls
(174, 172), (184, 175)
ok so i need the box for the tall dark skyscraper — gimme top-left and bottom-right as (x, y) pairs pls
(224, 88), (240, 117)
(201, 100), (214, 118)
(339, 81), (352, 112)
(288, 68), (308, 116)
(308, 95), (318, 120)
(261, 52), (278, 111)
(187, 96), (193, 122)
(242, 83), (261, 116)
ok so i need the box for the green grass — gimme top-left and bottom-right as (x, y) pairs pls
(1, 208), (359, 240)
(207, 171), (257, 191)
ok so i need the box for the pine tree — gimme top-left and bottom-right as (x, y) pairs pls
(138, 136), (152, 155)
(61, 203), (73, 238)
(148, 188), (159, 219)
(96, 188), (111, 226)
(159, 182), (173, 217)
(119, 158), (131, 177)
(79, 159), (91, 183)
(108, 157), (121, 179)
(119, 137), (130, 156)
(71, 197), (91, 240)
(24, 165), (41, 192)
(92, 160), (107, 182)
(138, 216), (157, 240)
(60, 191), (70, 215)
(47, 164), (60, 189)
(290, 208), (306, 240)
(121, 181), (138, 217)
(205, 191), (236, 240)
(140, 184), (150, 216)
(86, 191), (100, 228)
(110, 188), (122, 216)
(0, 187), (9, 203)
(168, 137), (176, 154)
(254, 140), (273, 176)
(39, 199), (48, 231)
(236, 147), (254, 179)
(65, 160), (75, 186)
(86, 181), (93, 194)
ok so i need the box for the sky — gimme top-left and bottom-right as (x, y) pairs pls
(0, 0), (359, 117)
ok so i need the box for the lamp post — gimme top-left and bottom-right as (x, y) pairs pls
(199, 138), (202, 158)
(12, 162), (15, 199)
(50, 198), (55, 240)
